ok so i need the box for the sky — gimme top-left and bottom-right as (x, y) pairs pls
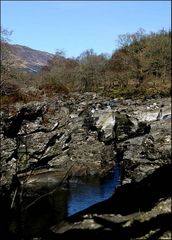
(1, 1), (171, 58)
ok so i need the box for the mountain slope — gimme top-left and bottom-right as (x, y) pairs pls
(9, 44), (54, 73)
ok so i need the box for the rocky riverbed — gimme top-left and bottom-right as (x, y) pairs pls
(0, 93), (171, 239)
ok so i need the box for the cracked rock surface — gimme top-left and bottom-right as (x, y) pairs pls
(0, 93), (171, 239)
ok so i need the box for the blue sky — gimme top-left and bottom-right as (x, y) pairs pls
(1, 1), (171, 58)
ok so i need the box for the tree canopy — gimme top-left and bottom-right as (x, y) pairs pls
(1, 28), (171, 104)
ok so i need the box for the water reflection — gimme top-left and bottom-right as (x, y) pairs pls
(68, 164), (121, 215)
(9, 187), (68, 238)
(9, 164), (121, 238)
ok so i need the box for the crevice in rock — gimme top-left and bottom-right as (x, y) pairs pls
(2, 105), (45, 138)
(30, 154), (59, 169)
(5, 149), (18, 163)
(46, 132), (64, 148)
(65, 135), (72, 144)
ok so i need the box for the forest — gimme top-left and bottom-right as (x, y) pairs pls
(1, 28), (171, 105)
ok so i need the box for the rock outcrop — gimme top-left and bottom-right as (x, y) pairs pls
(46, 95), (171, 240)
(0, 93), (171, 239)
(0, 93), (117, 190)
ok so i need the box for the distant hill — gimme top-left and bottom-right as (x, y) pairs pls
(9, 44), (54, 73)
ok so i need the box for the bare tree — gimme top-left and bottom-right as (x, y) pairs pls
(0, 26), (15, 95)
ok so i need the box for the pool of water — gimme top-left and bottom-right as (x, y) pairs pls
(68, 164), (121, 215)
(8, 164), (121, 238)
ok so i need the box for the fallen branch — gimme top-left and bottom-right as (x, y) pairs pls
(11, 187), (18, 209)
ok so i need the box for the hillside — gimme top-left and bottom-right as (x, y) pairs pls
(9, 44), (54, 73)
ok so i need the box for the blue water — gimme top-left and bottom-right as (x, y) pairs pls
(10, 164), (121, 237)
(68, 164), (121, 216)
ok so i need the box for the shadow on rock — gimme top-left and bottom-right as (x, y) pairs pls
(65, 163), (172, 218)
(45, 163), (172, 239)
